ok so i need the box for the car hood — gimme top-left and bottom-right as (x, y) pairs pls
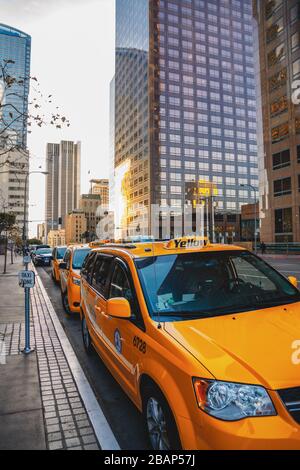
(164, 302), (300, 390)
(37, 254), (52, 257)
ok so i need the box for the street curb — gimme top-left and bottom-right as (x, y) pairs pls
(34, 268), (120, 451)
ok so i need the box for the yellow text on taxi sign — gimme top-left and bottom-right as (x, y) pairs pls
(164, 236), (210, 250)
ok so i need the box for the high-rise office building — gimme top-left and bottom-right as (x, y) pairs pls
(45, 140), (81, 233)
(0, 147), (29, 231)
(112, 0), (258, 240)
(0, 24), (31, 149)
(253, 0), (300, 242)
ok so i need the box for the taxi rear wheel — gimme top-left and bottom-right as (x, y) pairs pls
(143, 385), (181, 451)
(82, 316), (92, 354)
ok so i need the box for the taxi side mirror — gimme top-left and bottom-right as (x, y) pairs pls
(107, 298), (131, 319)
(288, 276), (298, 288)
(59, 262), (67, 270)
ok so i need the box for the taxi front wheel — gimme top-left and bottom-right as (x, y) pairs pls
(143, 385), (182, 451)
(82, 317), (93, 355)
(61, 290), (71, 315)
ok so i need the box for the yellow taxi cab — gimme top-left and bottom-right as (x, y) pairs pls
(51, 246), (67, 283)
(59, 244), (91, 314)
(80, 237), (300, 450)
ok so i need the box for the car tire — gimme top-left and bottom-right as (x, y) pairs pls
(52, 270), (58, 284)
(142, 384), (182, 451)
(61, 290), (71, 315)
(82, 316), (93, 355)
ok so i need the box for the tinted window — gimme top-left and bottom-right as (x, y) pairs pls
(64, 250), (71, 269)
(82, 252), (97, 281)
(92, 255), (113, 296)
(72, 249), (91, 270)
(36, 248), (52, 255)
(56, 247), (67, 260)
(109, 264), (133, 304)
(135, 251), (300, 320)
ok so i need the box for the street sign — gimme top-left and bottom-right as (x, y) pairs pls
(18, 270), (35, 289)
(23, 255), (31, 265)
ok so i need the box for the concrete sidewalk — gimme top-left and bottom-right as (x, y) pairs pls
(0, 255), (103, 450)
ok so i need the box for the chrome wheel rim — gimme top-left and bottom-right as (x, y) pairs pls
(146, 397), (170, 450)
(82, 319), (90, 348)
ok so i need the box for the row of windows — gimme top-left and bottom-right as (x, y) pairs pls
(272, 145), (300, 170)
(273, 176), (300, 197)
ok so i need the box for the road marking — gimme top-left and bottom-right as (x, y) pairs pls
(35, 269), (120, 450)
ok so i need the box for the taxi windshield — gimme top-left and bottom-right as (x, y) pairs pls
(72, 249), (91, 270)
(135, 251), (300, 321)
(36, 248), (52, 255)
(56, 247), (67, 259)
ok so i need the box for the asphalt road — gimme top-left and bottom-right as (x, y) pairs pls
(37, 266), (149, 450)
(37, 254), (300, 450)
(261, 255), (300, 282)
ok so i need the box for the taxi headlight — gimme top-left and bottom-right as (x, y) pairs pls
(193, 379), (276, 421)
(72, 277), (81, 286)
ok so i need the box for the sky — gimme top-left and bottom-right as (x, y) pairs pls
(0, 0), (115, 237)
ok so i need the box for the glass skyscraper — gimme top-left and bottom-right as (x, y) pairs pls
(0, 24), (31, 149)
(113, 0), (258, 241)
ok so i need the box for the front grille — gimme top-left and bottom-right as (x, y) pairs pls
(278, 387), (300, 425)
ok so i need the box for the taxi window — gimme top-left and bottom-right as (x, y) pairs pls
(92, 255), (113, 296)
(82, 252), (97, 282)
(109, 264), (135, 312)
(64, 250), (71, 270)
(135, 251), (300, 320)
(56, 247), (67, 260)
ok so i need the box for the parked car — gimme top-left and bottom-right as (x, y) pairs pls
(51, 246), (67, 283)
(32, 247), (53, 267)
(80, 236), (300, 450)
(59, 245), (91, 314)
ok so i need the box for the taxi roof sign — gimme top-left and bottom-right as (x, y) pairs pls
(164, 236), (210, 250)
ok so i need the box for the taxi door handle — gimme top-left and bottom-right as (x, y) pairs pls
(95, 306), (109, 318)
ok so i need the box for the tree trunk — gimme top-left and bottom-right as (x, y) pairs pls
(11, 243), (14, 264)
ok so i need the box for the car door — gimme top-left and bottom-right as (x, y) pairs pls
(81, 251), (98, 334)
(89, 254), (114, 342)
(101, 258), (146, 398)
(52, 248), (56, 275)
(60, 249), (71, 293)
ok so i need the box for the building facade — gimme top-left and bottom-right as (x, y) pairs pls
(37, 223), (46, 243)
(0, 148), (29, 233)
(65, 210), (87, 245)
(112, 0), (258, 240)
(45, 140), (81, 234)
(47, 229), (66, 248)
(89, 179), (109, 205)
(79, 193), (101, 241)
(254, 0), (300, 242)
(0, 24), (31, 149)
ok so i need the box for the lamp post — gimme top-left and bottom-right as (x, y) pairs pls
(240, 184), (258, 252)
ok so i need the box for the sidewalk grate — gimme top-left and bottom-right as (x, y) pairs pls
(31, 283), (100, 451)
